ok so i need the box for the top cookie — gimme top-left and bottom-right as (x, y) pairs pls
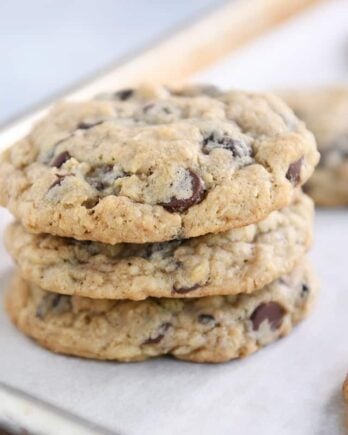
(0, 85), (319, 243)
(282, 88), (348, 206)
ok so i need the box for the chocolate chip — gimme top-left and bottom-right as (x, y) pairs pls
(41, 137), (72, 164)
(173, 283), (200, 294)
(143, 322), (172, 345)
(198, 314), (216, 326)
(302, 183), (310, 194)
(48, 174), (66, 190)
(286, 157), (303, 185)
(86, 165), (117, 191)
(301, 283), (310, 297)
(250, 302), (285, 331)
(114, 88), (134, 101)
(36, 294), (71, 319)
(92, 181), (104, 191)
(48, 173), (75, 190)
(202, 133), (252, 158)
(163, 170), (206, 213)
(82, 197), (100, 209)
(77, 120), (104, 130)
(50, 151), (71, 168)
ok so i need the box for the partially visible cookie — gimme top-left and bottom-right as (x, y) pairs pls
(343, 374), (348, 402)
(282, 88), (348, 206)
(6, 263), (317, 363)
(0, 85), (318, 244)
(6, 192), (313, 300)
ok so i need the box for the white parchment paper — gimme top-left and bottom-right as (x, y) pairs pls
(1, 1), (348, 434)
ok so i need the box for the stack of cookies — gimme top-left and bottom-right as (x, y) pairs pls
(0, 85), (320, 363)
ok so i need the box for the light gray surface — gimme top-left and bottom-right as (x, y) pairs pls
(0, 0), (225, 125)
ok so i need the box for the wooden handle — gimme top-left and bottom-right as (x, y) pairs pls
(0, 0), (321, 149)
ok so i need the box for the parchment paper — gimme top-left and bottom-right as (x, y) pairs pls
(1, 1), (348, 434)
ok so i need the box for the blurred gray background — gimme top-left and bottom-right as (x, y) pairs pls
(0, 0), (225, 126)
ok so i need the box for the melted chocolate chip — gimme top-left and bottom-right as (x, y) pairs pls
(202, 133), (252, 158)
(36, 294), (71, 319)
(143, 322), (172, 345)
(48, 174), (67, 190)
(114, 88), (134, 101)
(94, 181), (108, 191)
(302, 183), (310, 194)
(82, 197), (100, 209)
(198, 314), (216, 326)
(86, 165), (116, 191)
(50, 151), (71, 168)
(163, 170), (206, 213)
(251, 302), (285, 331)
(41, 137), (72, 165)
(301, 283), (310, 297)
(173, 283), (200, 294)
(286, 157), (303, 185)
(77, 120), (104, 130)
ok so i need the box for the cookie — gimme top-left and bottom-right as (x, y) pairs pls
(282, 88), (348, 206)
(343, 375), (348, 402)
(6, 263), (316, 363)
(0, 85), (318, 244)
(6, 192), (313, 300)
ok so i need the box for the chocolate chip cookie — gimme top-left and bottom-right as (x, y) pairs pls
(282, 88), (348, 206)
(343, 374), (348, 402)
(6, 262), (317, 363)
(0, 85), (319, 244)
(6, 191), (313, 300)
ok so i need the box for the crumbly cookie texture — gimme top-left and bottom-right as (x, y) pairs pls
(282, 88), (348, 206)
(0, 85), (318, 243)
(6, 192), (313, 300)
(6, 264), (317, 363)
